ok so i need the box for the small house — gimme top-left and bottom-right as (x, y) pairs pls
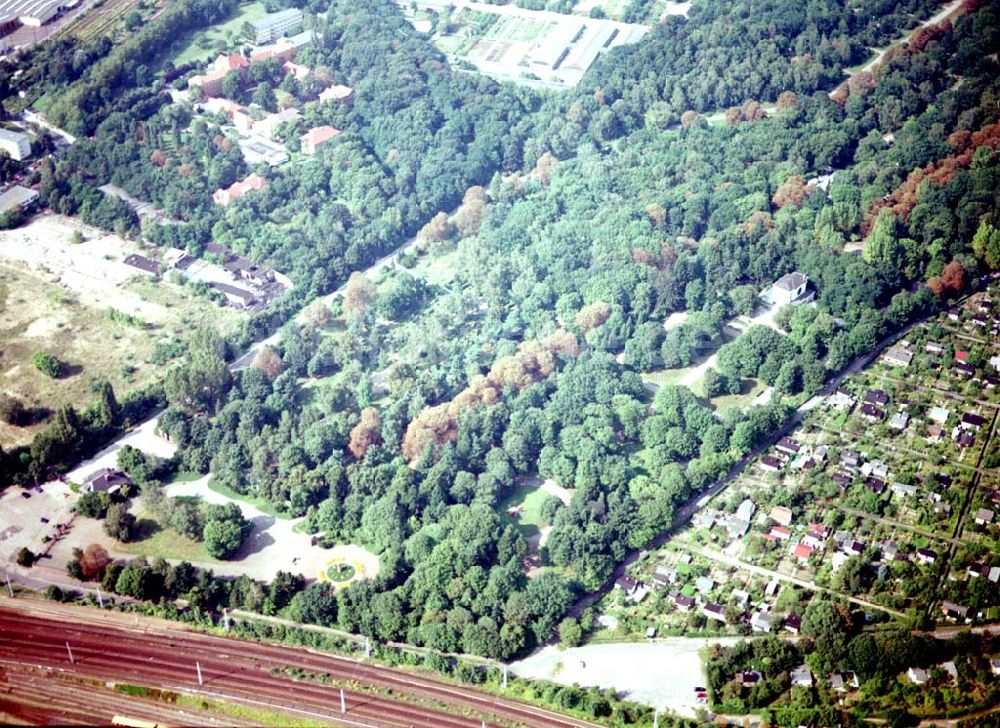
(764, 579), (780, 597)
(889, 412), (910, 430)
(865, 389), (890, 406)
(883, 346), (913, 367)
(953, 362), (976, 378)
(907, 667), (929, 685)
(740, 670), (762, 688)
(750, 611), (773, 633)
(790, 665), (813, 688)
(770, 526), (792, 540)
(840, 450), (862, 470)
(784, 612), (802, 634)
(928, 406), (950, 425)
(615, 574), (640, 597)
(990, 659), (1000, 676)
(702, 602), (726, 623)
(770, 271), (810, 306)
(947, 308), (961, 322)
(775, 437), (801, 456)
(861, 403), (885, 422)
(793, 543), (813, 562)
(760, 455), (785, 473)
(925, 342), (945, 355)
(674, 594), (695, 612)
(81, 468), (130, 495)
(974, 508), (995, 526)
(695, 576), (716, 593)
(916, 548), (937, 565)
(940, 601), (969, 621)
(768, 505), (793, 526)
(961, 412), (985, 431)
(827, 389), (855, 411)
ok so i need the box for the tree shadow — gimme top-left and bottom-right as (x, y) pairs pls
(59, 363), (84, 379)
(132, 518), (161, 541)
(234, 515), (276, 558)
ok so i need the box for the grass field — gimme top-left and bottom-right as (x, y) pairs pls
(498, 482), (552, 540)
(118, 512), (217, 563)
(707, 378), (765, 412)
(208, 478), (293, 520)
(641, 364), (701, 390)
(169, 1), (267, 68)
(410, 249), (458, 286)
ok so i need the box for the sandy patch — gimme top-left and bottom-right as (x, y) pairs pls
(510, 637), (741, 718)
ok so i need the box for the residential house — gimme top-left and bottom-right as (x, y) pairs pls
(891, 482), (918, 498)
(989, 566), (1000, 583)
(928, 406), (950, 425)
(695, 576), (716, 593)
(768, 505), (793, 526)
(916, 548), (938, 565)
(940, 661), (958, 683)
(827, 388), (855, 411)
(775, 437), (801, 456)
(907, 667), (929, 685)
(940, 601), (969, 621)
(925, 342), (945, 355)
(961, 412), (985, 431)
(300, 125), (341, 155)
(889, 412), (910, 430)
(947, 308), (961, 322)
(865, 389), (890, 406)
(784, 612), (802, 634)
(842, 540), (865, 557)
(790, 665), (813, 688)
(967, 563), (989, 579)
(840, 450), (862, 470)
(651, 566), (677, 589)
(674, 594), (695, 612)
(282, 60), (310, 79)
(319, 84), (355, 104)
(750, 611), (773, 633)
(832, 471), (853, 488)
(702, 602), (726, 623)
(764, 580), (780, 598)
(955, 430), (975, 449)
(212, 173), (266, 206)
(865, 477), (886, 494)
(740, 670), (763, 688)
(883, 346), (913, 367)
(953, 362), (976, 378)
(974, 508), (995, 526)
(770, 271), (810, 305)
(769, 526), (792, 540)
(829, 672), (859, 692)
(731, 589), (750, 607)
(793, 543), (813, 562)
(926, 425), (946, 443)
(760, 455), (785, 473)
(82, 468), (130, 495)
(615, 574), (640, 597)
(991, 659), (1000, 676)
(956, 350), (970, 363)
(861, 403), (885, 422)
(990, 354), (1000, 372)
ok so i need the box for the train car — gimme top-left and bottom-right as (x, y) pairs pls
(110, 716), (164, 728)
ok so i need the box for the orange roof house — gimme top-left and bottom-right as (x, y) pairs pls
(212, 173), (266, 206)
(300, 125), (340, 155)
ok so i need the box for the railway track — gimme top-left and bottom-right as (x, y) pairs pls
(0, 603), (600, 728)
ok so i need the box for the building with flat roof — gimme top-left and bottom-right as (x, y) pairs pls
(0, 127), (31, 160)
(0, 184), (38, 214)
(0, 0), (65, 27)
(250, 8), (302, 44)
(238, 136), (289, 166)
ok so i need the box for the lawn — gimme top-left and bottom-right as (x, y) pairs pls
(208, 478), (293, 520)
(410, 249), (458, 286)
(708, 378), (765, 412)
(641, 365), (701, 389)
(119, 514), (217, 563)
(498, 482), (552, 539)
(168, 1), (268, 68)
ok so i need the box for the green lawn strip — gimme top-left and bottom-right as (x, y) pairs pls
(169, 1), (268, 68)
(208, 478), (293, 520)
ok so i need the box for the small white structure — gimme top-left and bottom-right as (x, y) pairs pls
(770, 271), (810, 306)
(0, 128), (31, 161)
(907, 667), (929, 685)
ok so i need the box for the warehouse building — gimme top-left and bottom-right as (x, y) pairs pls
(0, 127), (30, 160)
(0, 0), (67, 29)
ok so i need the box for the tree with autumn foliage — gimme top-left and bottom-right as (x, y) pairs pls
(348, 407), (382, 460)
(252, 345), (284, 379)
(342, 272), (377, 316)
(927, 260), (965, 299)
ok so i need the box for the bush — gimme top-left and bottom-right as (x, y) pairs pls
(16, 547), (35, 567)
(32, 351), (62, 378)
(104, 503), (136, 542)
(77, 491), (111, 518)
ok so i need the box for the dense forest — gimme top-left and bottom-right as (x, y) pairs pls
(2, 0), (1000, 668)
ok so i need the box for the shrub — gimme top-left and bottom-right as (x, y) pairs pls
(32, 351), (62, 378)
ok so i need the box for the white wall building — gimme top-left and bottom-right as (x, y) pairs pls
(771, 271), (810, 306)
(0, 127), (31, 160)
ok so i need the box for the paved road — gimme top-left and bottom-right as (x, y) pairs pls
(0, 598), (599, 728)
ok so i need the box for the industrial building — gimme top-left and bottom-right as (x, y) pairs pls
(0, 184), (38, 214)
(527, 19), (582, 71)
(0, 127), (30, 160)
(0, 0), (67, 29)
(249, 8), (302, 44)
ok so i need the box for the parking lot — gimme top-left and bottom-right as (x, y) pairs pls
(0, 480), (76, 571)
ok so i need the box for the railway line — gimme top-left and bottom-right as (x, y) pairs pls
(0, 601), (600, 728)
